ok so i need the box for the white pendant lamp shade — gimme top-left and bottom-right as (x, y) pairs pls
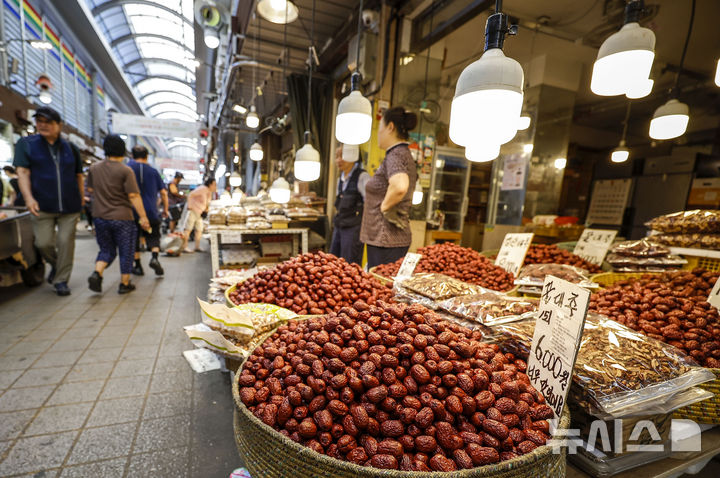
(246, 106), (260, 129)
(649, 99), (689, 140)
(229, 171), (242, 187)
(465, 142), (500, 163)
(625, 79), (654, 99)
(38, 90), (52, 104)
(257, 0), (298, 24)
(412, 179), (423, 205)
(204, 29), (220, 49)
(269, 177), (291, 204)
(523, 143), (534, 154)
(590, 22), (655, 98)
(611, 142), (629, 163)
(335, 90), (372, 145)
(294, 144), (321, 182)
(554, 158), (567, 170)
(449, 49), (524, 147)
(341, 143), (359, 162)
(249, 142), (263, 161)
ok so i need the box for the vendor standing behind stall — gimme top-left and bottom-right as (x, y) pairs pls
(360, 107), (418, 268)
(331, 145), (369, 265)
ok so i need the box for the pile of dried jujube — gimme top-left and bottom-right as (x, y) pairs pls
(589, 269), (720, 368)
(523, 245), (602, 274)
(373, 243), (515, 292)
(238, 300), (553, 471)
(229, 252), (392, 315)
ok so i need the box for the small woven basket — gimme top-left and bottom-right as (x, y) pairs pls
(232, 365), (569, 478)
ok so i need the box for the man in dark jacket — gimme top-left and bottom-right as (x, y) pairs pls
(330, 146), (369, 265)
(13, 107), (84, 296)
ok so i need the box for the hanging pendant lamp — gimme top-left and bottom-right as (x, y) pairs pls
(335, 0), (372, 145)
(649, 0), (695, 140)
(249, 141), (263, 161)
(257, 0), (298, 24)
(465, 142), (500, 163)
(246, 106), (259, 129)
(269, 177), (291, 204)
(612, 102), (632, 163)
(342, 143), (359, 163)
(412, 179), (423, 205)
(449, 3), (523, 148)
(590, 0), (655, 98)
(294, 0), (321, 182)
(229, 171), (242, 187)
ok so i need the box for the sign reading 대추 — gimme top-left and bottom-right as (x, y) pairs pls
(495, 233), (534, 276)
(573, 228), (617, 265)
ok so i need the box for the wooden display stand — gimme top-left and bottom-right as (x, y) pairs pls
(424, 230), (462, 246)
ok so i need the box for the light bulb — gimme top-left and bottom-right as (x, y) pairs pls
(246, 106), (260, 129)
(517, 115), (531, 131)
(232, 104), (247, 114)
(611, 148), (629, 163)
(204, 29), (220, 49)
(412, 180), (423, 205)
(649, 99), (689, 140)
(257, 0), (298, 24)
(590, 22), (655, 98)
(294, 143), (321, 181)
(229, 172), (242, 187)
(450, 49), (524, 147)
(200, 138), (208, 146)
(465, 142), (500, 163)
(342, 143), (359, 162)
(335, 90), (372, 145)
(249, 142), (263, 161)
(523, 143), (534, 154)
(38, 90), (52, 104)
(233, 155), (239, 164)
(554, 158), (567, 169)
(269, 177), (291, 204)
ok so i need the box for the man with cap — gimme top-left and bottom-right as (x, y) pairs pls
(86, 135), (150, 294)
(13, 106), (84, 296)
(330, 145), (369, 265)
(127, 145), (168, 276)
(167, 171), (185, 232)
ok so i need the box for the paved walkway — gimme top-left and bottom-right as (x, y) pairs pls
(0, 230), (237, 477)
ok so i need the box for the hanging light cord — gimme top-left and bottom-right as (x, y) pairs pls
(495, 0), (502, 12)
(304, 0), (315, 144)
(417, 8), (434, 142)
(674, 0), (696, 92)
(282, 4), (289, 97)
(621, 101), (631, 142)
(355, 0), (364, 75)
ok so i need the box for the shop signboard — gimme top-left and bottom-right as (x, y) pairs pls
(111, 113), (199, 139)
(495, 233), (533, 276)
(573, 228), (617, 265)
(526, 276), (590, 421)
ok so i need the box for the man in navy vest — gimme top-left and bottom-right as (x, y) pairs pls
(13, 107), (84, 296)
(330, 146), (369, 265)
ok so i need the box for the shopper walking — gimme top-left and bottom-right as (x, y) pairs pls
(167, 171), (185, 232)
(86, 135), (150, 294)
(360, 106), (418, 268)
(181, 177), (216, 253)
(330, 145), (369, 265)
(12, 107), (84, 296)
(127, 145), (168, 276)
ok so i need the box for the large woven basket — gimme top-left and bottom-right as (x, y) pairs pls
(589, 271), (720, 424)
(225, 284), (238, 307)
(232, 367), (570, 478)
(369, 265), (394, 287)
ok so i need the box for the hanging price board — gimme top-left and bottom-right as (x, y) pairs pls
(709, 277), (720, 310)
(526, 275), (590, 420)
(396, 253), (422, 279)
(573, 229), (617, 265)
(495, 233), (534, 276)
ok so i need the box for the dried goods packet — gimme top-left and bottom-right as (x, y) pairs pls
(396, 272), (482, 300)
(650, 233), (720, 249)
(437, 290), (538, 326)
(514, 263), (598, 289)
(488, 312), (715, 418)
(232, 303), (297, 335)
(646, 209), (720, 234)
(606, 253), (687, 268)
(610, 239), (669, 258)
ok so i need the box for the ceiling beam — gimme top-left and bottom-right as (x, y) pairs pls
(410, 0), (494, 54)
(91, 0), (193, 27)
(110, 32), (195, 57)
(124, 57), (196, 74)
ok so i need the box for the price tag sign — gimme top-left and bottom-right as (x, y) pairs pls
(526, 275), (590, 421)
(495, 233), (534, 276)
(709, 277), (720, 310)
(396, 253), (422, 279)
(221, 232), (243, 243)
(573, 229), (617, 265)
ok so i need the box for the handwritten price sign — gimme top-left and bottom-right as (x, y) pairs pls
(495, 233), (534, 276)
(396, 253), (422, 279)
(573, 229), (617, 266)
(526, 275), (590, 420)
(709, 277), (720, 310)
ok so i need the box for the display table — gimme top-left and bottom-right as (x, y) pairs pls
(567, 427), (720, 478)
(207, 226), (309, 275)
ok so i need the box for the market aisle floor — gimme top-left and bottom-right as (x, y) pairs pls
(0, 229), (238, 478)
